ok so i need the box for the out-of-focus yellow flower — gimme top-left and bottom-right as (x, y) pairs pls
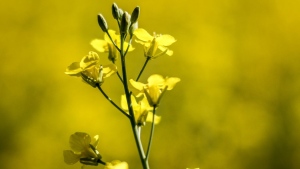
(63, 132), (100, 165)
(91, 29), (134, 62)
(134, 28), (176, 59)
(130, 74), (180, 107)
(104, 160), (129, 169)
(65, 51), (117, 87)
(121, 94), (161, 126)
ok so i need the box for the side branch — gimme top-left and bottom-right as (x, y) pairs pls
(96, 84), (130, 118)
(145, 106), (157, 160)
(136, 57), (150, 81)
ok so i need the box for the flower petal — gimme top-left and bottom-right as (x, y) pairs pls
(146, 85), (161, 105)
(91, 39), (109, 53)
(121, 95), (138, 111)
(104, 160), (129, 169)
(80, 51), (99, 69)
(146, 112), (161, 124)
(81, 65), (99, 82)
(134, 39), (147, 45)
(123, 41), (135, 52)
(120, 95), (128, 110)
(129, 79), (145, 96)
(91, 135), (99, 148)
(131, 95), (138, 107)
(69, 132), (91, 152)
(140, 95), (151, 110)
(157, 46), (173, 56)
(63, 150), (80, 165)
(65, 62), (82, 76)
(134, 28), (153, 42)
(102, 64), (117, 78)
(156, 34), (176, 46)
(165, 77), (181, 90)
(166, 49), (173, 56)
(105, 30), (119, 43)
(147, 74), (165, 86)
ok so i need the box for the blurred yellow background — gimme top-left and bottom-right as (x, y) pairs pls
(1, 0), (300, 169)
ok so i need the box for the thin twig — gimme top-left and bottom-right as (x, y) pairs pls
(96, 84), (130, 118)
(105, 30), (121, 53)
(136, 57), (150, 81)
(112, 61), (124, 84)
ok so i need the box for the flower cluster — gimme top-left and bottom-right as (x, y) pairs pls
(91, 30), (134, 62)
(64, 132), (128, 169)
(130, 74), (181, 107)
(134, 28), (176, 59)
(63, 132), (101, 165)
(65, 51), (117, 87)
(64, 3), (180, 169)
(121, 94), (161, 126)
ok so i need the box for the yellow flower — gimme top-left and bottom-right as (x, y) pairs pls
(129, 74), (180, 107)
(65, 51), (117, 87)
(121, 94), (161, 126)
(63, 132), (101, 165)
(91, 29), (134, 62)
(134, 28), (176, 59)
(104, 160), (129, 169)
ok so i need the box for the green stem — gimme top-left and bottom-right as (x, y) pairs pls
(116, 71), (123, 83)
(106, 30), (121, 53)
(96, 84), (130, 118)
(112, 61), (124, 83)
(137, 126), (141, 139)
(145, 106), (157, 160)
(136, 57), (150, 81)
(133, 126), (149, 169)
(120, 33), (149, 169)
(124, 35), (133, 56)
(98, 159), (106, 165)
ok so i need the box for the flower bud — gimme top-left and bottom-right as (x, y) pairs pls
(120, 12), (130, 34)
(117, 8), (124, 20)
(97, 14), (108, 32)
(130, 6), (140, 24)
(112, 3), (119, 20)
(129, 22), (138, 36)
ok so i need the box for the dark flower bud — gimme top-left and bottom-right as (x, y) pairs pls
(112, 3), (119, 20)
(97, 14), (108, 32)
(120, 12), (130, 34)
(130, 6), (140, 24)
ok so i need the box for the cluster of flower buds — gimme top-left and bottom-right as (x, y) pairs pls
(97, 3), (140, 37)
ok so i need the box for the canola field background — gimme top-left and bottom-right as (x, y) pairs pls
(1, 0), (300, 169)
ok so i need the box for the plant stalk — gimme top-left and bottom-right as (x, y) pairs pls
(120, 33), (149, 169)
(145, 106), (156, 160)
